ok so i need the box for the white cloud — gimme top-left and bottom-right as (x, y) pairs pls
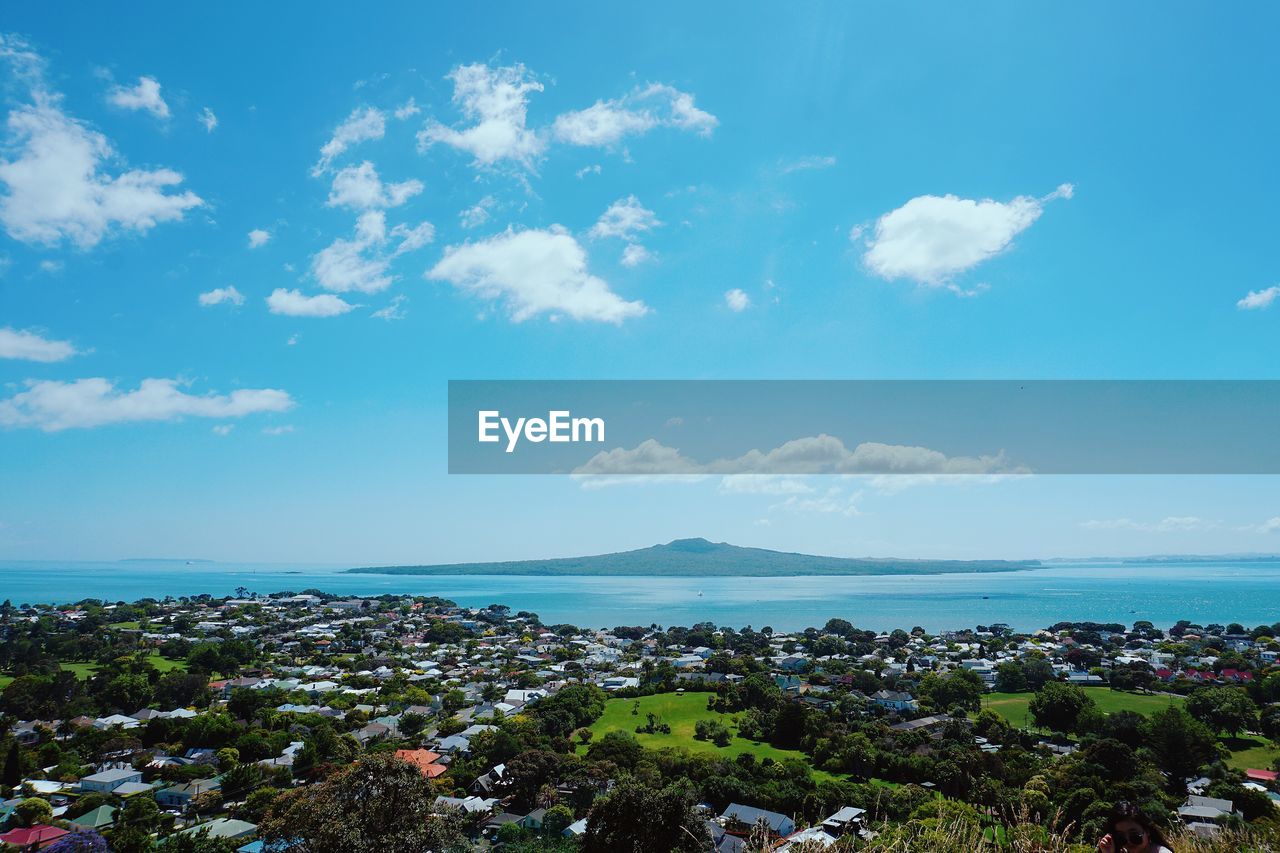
(198, 107), (217, 132)
(718, 475), (813, 496)
(39, 259), (62, 273)
(390, 220), (434, 255)
(0, 37), (203, 249)
(107, 76), (169, 119)
(1081, 516), (1214, 532)
(310, 211), (433, 294)
(266, 288), (355, 317)
(0, 377), (293, 431)
(311, 211), (392, 294)
(575, 164), (602, 179)
(428, 225), (648, 324)
(212, 424), (234, 436)
(393, 98), (420, 120)
(724, 288), (751, 312)
(198, 286), (244, 307)
(372, 294), (407, 321)
(1263, 517), (1280, 533)
(326, 161), (423, 210)
(620, 243), (651, 267)
(863, 184), (1073, 288)
(553, 83), (717, 147)
(590, 195), (660, 240)
(460, 196), (496, 229)
(313, 106), (386, 175)
(781, 155), (836, 174)
(0, 327), (78, 362)
(1237, 285), (1280, 311)
(771, 487), (863, 518)
(573, 435), (1022, 480)
(262, 425), (294, 435)
(247, 228), (271, 248)
(417, 63), (545, 168)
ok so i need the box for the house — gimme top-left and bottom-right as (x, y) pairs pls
(435, 795), (498, 815)
(471, 763), (506, 794)
(157, 777), (222, 808)
(776, 826), (838, 850)
(1245, 768), (1279, 784)
(0, 824), (68, 850)
(1178, 795), (1234, 823)
(821, 805), (867, 835)
(93, 714), (141, 730)
(68, 804), (116, 832)
(889, 714), (951, 734)
(870, 689), (919, 712)
(720, 802), (796, 838)
(174, 818), (258, 840)
(78, 767), (142, 793)
(563, 817), (589, 837)
(394, 748), (447, 779)
(706, 820), (747, 853)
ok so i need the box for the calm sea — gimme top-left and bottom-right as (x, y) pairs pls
(0, 560), (1276, 633)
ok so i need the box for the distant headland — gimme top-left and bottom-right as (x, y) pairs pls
(344, 538), (1041, 578)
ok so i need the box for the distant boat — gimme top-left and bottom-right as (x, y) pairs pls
(185, 561), (194, 565)
(982, 595), (990, 599)
(697, 591), (704, 597)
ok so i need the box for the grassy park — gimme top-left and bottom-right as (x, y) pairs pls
(583, 692), (852, 783)
(978, 687), (1184, 727)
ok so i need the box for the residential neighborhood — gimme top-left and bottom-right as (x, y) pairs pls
(3, 594), (1280, 850)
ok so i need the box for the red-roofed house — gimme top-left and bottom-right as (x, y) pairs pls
(1246, 768), (1279, 783)
(0, 824), (70, 850)
(395, 748), (447, 778)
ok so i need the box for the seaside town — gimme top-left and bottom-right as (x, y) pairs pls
(1, 592), (1279, 851)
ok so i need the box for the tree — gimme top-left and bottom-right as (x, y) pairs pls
(109, 794), (167, 853)
(542, 804), (574, 835)
(1187, 687), (1258, 738)
(1028, 682), (1094, 733)
(259, 752), (467, 853)
(585, 730), (643, 770)
(46, 832), (111, 853)
(994, 662), (1028, 693)
(3, 739), (21, 787)
(14, 796), (53, 826)
(582, 781), (711, 853)
(1141, 706), (1220, 781)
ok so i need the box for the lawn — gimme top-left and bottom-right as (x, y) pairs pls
(60, 661), (101, 680)
(978, 688), (1184, 728)
(54, 652), (187, 681)
(146, 652), (189, 673)
(1222, 735), (1280, 773)
(584, 692), (852, 783)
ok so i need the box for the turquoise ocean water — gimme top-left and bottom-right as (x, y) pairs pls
(1, 559), (1278, 633)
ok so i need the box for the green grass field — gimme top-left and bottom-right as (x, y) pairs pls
(978, 688), (1184, 727)
(55, 652), (187, 681)
(584, 692), (853, 783)
(59, 661), (101, 680)
(1222, 735), (1280, 772)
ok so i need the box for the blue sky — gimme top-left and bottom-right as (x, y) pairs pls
(1, 4), (1278, 563)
